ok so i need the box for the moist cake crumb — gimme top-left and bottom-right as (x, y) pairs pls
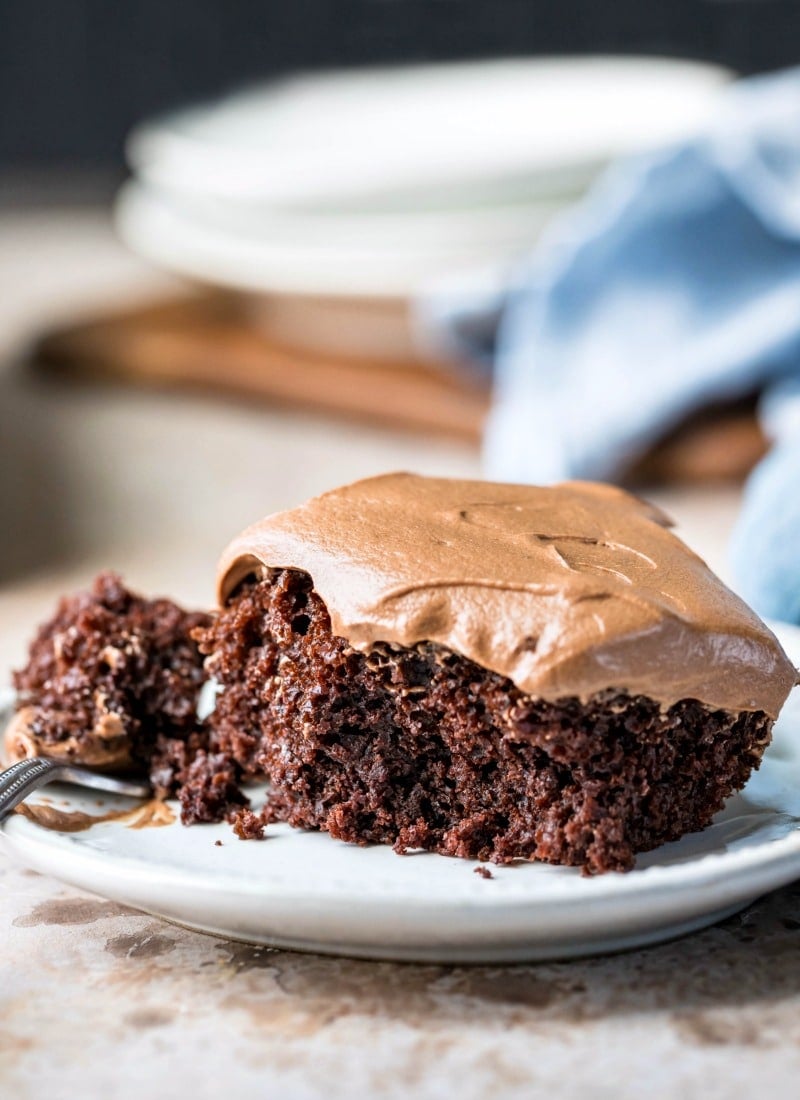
(474, 866), (494, 880)
(231, 808), (266, 840)
(178, 751), (248, 826)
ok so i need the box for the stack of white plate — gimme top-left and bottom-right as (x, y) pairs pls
(116, 57), (731, 301)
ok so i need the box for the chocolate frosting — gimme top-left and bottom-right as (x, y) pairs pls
(217, 473), (798, 717)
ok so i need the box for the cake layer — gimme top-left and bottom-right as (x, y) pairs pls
(217, 473), (797, 716)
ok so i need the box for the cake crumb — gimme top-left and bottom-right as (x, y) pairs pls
(474, 866), (493, 880)
(214, 839), (223, 847)
(178, 751), (247, 825)
(231, 809), (266, 840)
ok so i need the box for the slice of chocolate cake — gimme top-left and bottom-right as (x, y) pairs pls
(203, 473), (798, 873)
(8, 476), (797, 873)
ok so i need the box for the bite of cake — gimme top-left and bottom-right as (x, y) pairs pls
(10, 572), (211, 784)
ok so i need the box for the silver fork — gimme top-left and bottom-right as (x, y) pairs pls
(0, 698), (151, 822)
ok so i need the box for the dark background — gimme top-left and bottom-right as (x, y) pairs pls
(1, 0), (799, 170)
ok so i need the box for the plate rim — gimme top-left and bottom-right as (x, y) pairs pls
(126, 56), (732, 208)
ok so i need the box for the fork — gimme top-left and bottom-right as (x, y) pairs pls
(0, 698), (150, 822)
(0, 757), (151, 822)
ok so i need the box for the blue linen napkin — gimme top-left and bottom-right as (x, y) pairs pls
(421, 68), (800, 624)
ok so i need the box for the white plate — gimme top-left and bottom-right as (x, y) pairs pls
(119, 57), (731, 297)
(2, 622), (799, 964)
(115, 179), (561, 297)
(127, 58), (731, 209)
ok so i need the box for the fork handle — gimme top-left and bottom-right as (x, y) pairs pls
(0, 756), (151, 822)
(0, 757), (68, 821)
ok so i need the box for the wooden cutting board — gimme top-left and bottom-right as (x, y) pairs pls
(33, 292), (489, 443)
(31, 291), (766, 482)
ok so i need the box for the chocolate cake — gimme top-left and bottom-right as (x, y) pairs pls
(9, 475), (798, 874)
(10, 573), (212, 787)
(206, 473), (797, 873)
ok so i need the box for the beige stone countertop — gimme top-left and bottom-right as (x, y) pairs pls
(1, 203), (799, 1100)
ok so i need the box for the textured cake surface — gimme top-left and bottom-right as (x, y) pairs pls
(217, 473), (797, 716)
